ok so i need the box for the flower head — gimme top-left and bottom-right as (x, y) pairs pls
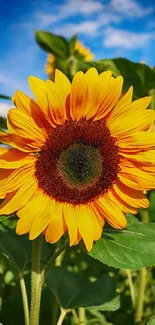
(45, 40), (94, 80)
(0, 68), (154, 251)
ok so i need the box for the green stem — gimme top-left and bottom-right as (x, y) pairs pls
(56, 308), (67, 325)
(126, 269), (136, 309)
(135, 267), (147, 323)
(78, 308), (86, 325)
(30, 235), (43, 325)
(19, 272), (29, 325)
(135, 208), (149, 323)
(141, 209), (149, 224)
(72, 309), (79, 324)
(41, 240), (68, 284)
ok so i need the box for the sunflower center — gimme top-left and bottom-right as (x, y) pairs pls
(35, 119), (120, 204)
(57, 143), (103, 189)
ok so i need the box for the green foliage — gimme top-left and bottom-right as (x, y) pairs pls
(35, 31), (69, 59)
(147, 316), (155, 325)
(0, 234), (26, 271)
(46, 266), (120, 310)
(0, 30), (155, 325)
(69, 34), (78, 53)
(0, 116), (7, 129)
(0, 94), (11, 100)
(89, 222), (155, 269)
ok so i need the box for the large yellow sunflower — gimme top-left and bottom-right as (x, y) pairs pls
(45, 40), (94, 80)
(0, 68), (154, 251)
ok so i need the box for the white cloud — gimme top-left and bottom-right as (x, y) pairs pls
(103, 27), (155, 49)
(0, 102), (11, 118)
(54, 21), (101, 37)
(36, 0), (103, 28)
(110, 0), (153, 17)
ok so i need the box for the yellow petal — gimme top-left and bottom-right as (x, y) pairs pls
(0, 163), (35, 194)
(7, 108), (46, 144)
(0, 148), (35, 168)
(119, 161), (155, 191)
(97, 194), (127, 229)
(13, 90), (50, 131)
(90, 204), (104, 241)
(55, 69), (71, 105)
(108, 92), (151, 123)
(46, 80), (66, 124)
(86, 71), (112, 119)
(113, 180), (149, 208)
(0, 132), (40, 152)
(94, 76), (123, 120)
(70, 71), (89, 120)
(45, 204), (65, 243)
(18, 192), (55, 239)
(108, 109), (155, 138)
(28, 76), (48, 111)
(120, 150), (155, 165)
(118, 132), (155, 152)
(63, 204), (77, 246)
(0, 177), (37, 215)
(110, 86), (133, 117)
(75, 204), (94, 251)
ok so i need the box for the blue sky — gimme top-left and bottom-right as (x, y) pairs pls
(0, 0), (155, 116)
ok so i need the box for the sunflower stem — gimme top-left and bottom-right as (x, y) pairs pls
(41, 240), (68, 284)
(78, 308), (86, 325)
(135, 267), (147, 323)
(19, 272), (29, 325)
(135, 208), (149, 323)
(30, 235), (43, 325)
(56, 308), (69, 325)
(51, 243), (66, 325)
(126, 269), (136, 309)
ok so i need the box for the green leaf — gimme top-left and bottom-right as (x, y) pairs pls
(35, 31), (69, 59)
(87, 309), (115, 324)
(148, 191), (155, 221)
(0, 117), (7, 129)
(92, 58), (155, 98)
(0, 234), (26, 271)
(69, 34), (78, 54)
(147, 316), (155, 325)
(87, 296), (120, 312)
(89, 223), (155, 269)
(0, 94), (11, 100)
(46, 267), (119, 309)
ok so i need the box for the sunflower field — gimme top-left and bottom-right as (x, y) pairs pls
(0, 30), (155, 325)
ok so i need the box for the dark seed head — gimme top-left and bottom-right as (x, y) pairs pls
(35, 119), (120, 204)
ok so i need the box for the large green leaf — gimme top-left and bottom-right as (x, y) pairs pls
(35, 31), (69, 59)
(89, 223), (155, 269)
(92, 58), (155, 99)
(0, 234), (26, 271)
(46, 267), (119, 309)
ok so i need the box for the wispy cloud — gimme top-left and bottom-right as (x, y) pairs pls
(54, 21), (101, 37)
(34, 0), (154, 30)
(110, 0), (153, 17)
(0, 102), (11, 118)
(103, 27), (155, 49)
(36, 0), (104, 28)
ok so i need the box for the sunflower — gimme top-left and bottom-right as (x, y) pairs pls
(45, 53), (56, 80)
(0, 68), (154, 251)
(45, 40), (94, 80)
(74, 40), (94, 62)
